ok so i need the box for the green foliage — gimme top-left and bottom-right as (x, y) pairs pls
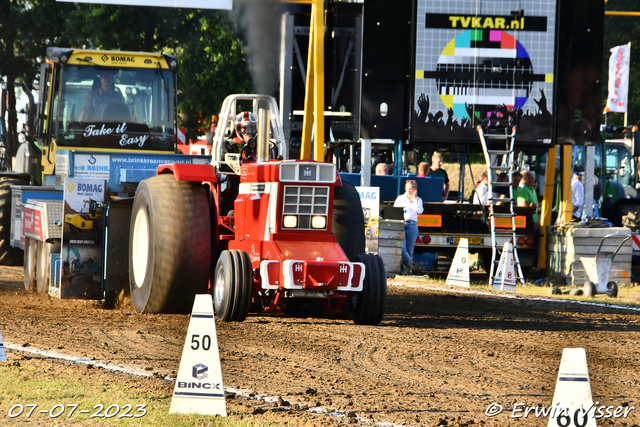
(174, 13), (253, 138)
(603, 1), (640, 126)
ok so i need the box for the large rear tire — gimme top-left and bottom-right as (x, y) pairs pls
(332, 182), (365, 262)
(0, 176), (26, 266)
(351, 253), (387, 325)
(213, 249), (252, 321)
(129, 174), (211, 314)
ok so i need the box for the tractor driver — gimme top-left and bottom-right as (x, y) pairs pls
(79, 70), (131, 123)
(225, 111), (258, 159)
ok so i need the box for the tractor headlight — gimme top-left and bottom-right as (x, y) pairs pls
(283, 215), (298, 228)
(311, 215), (326, 229)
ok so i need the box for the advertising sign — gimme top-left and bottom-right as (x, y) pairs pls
(356, 186), (380, 253)
(73, 154), (111, 180)
(605, 44), (631, 114)
(58, 178), (106, 299)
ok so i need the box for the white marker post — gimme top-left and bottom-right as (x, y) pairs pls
(493, 242), (516, 292)
(446, 238), (470, 288)
(0, 330), (6, 362)
(547, 348), (597, 427)
(169, 295), (227, 416)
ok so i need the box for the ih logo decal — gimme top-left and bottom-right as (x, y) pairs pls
(294, 263), (303, 272)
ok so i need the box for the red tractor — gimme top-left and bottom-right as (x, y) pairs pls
(128, 94), (386, 325)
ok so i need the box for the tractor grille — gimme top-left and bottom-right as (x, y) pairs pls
(282, 185), (329, 230)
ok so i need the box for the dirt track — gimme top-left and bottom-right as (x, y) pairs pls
(1, 265), (640, 426)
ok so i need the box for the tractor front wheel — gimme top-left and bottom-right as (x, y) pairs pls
(351, 253), (387, 325)
(129, 174), (211, 314)
(213, 249), (252, 321)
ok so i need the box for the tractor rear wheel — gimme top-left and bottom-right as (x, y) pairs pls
(213, 249), (252, 321)
(0, 176), (27, 266)
(332, 182), (365, 262)
(129, 174), (211, 314)
(351, 253), (387, 325)
(24, 238), (37, 292)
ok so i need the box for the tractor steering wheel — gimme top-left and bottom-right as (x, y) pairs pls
(240, 141), (255, 161)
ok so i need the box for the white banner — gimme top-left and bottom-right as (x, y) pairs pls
(56, 0), (232, 10)
(605, 44), (631, 113)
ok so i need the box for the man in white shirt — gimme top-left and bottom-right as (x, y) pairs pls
(394, 180), (424, 269)
(572, 172), (584, 219)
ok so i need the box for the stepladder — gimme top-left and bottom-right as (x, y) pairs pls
(477, 125), (526, 286)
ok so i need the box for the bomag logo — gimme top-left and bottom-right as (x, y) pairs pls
(77, 183), (103, 193)
(110, 55), (136, 63)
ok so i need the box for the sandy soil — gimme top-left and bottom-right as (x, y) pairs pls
(1, 265), (640, 426)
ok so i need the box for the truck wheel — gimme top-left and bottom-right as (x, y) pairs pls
(36, 240), (61, 295)
(332, 182), (365, 262)
(351, 253), (387, 325)
(0, 176), (26, 266)
(24, 238), (37, 292)
(213, 250), (252, 321)
(129, 174), (211, 314)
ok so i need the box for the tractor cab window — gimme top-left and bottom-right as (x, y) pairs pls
(50, 65), (175, 152)
(605, 144), (637, 199)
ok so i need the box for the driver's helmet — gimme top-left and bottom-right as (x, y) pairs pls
(235, 111), (258, 139)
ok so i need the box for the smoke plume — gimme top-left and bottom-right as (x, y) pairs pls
(230, 0), (284, 96)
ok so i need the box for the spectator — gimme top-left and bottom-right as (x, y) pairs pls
(511, 171), (522, 199)
(572, 172), (584, 219)
(493, 172), (510, 200)
(427, 152), (449, 201)
(474, 171), (489, 204)
(417, 162), (430, 177)
(375, 163), (389, 175)
(394, 180), (424, 271)
(517, 171), (540, 266)
(518, 169), (528, 188)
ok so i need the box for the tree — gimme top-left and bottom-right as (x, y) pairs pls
(0, 0), (77, 155)
(1, 1), (252, 150)
(62, 5), (253, 138)
(603, 1), (640, 126)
